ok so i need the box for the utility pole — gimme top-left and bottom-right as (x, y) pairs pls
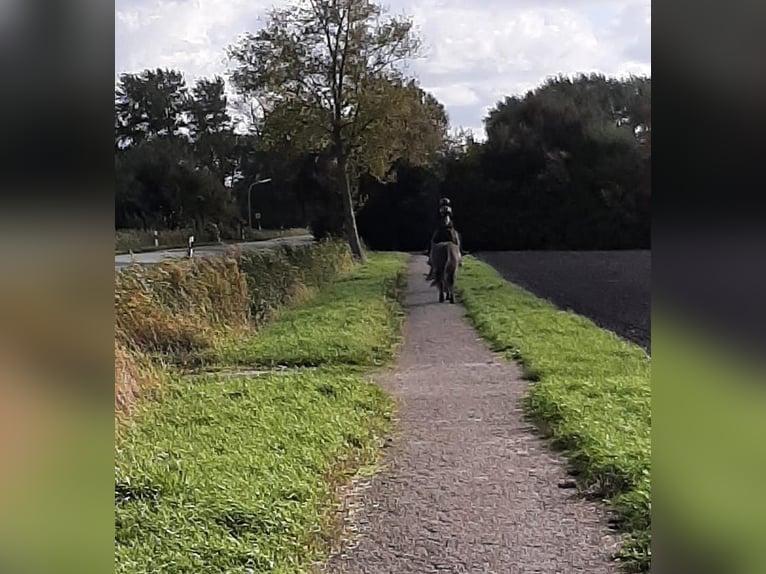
(248, 175), (272, 229)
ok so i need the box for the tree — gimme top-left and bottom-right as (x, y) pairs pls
(228, 0), (440, 261)
(115, 135), (236, 233)
(115, 68), (190, 149)
(188, 76), (237, 184)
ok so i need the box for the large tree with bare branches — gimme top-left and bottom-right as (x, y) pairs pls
(228, 0), (446, 260)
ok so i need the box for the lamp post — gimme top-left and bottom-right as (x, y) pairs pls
(248, 175), (272, 229)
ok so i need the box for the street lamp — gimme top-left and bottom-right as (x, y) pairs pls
(248, 175), (272, 229)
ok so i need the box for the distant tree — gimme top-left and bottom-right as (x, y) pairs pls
(115, 135), (235, 232)
(228, 0), (445, 261)
(188, 76), (237, 184)
(435, 73), (652, 250)
(115, 68), (189, 148)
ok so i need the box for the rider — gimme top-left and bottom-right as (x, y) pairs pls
(438, 197), (453, 223)
(426, 197), (461, 281)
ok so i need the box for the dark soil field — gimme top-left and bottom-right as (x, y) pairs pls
(475, 250), (651, 352)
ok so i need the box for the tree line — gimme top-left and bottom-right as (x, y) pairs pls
(115, 0), (650, 253)
(360, 73), (651, 251)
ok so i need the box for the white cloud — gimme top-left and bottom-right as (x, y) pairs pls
(426, 84), (480, 107)
(115, 0), (650, 138)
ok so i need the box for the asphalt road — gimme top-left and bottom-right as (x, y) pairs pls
(476, 250), (651, 352)
(115, 235), (315, 270)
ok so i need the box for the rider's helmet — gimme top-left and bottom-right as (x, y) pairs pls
(439, 197), (451, 206)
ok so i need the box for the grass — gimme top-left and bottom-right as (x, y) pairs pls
(213, 253), (408, 368)
(114, 241), (353, 368)
(115, 369), (394, 574)
(115, 252), (408, 573)
(456, 256), (651, 573)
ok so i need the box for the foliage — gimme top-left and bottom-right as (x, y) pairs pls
(187, 76), (238, 184)
(115, 68), (189, 148)
(357, 73), (651, 251)
(114, 241), (353, 362)
(115, 65), (650, 252)
(228, 0), (447, 258)
(457, 257), (651, 572)
(356, 162), (441, 250)
(115, 69), (241, 232)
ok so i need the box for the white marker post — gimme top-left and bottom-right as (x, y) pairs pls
(187, 235), (195, 258)
(153, 230), (159, 248)
(255, 212), (262, 231)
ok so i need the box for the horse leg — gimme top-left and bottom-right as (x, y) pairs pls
(426, 246), (435, 281)
(442, 254), (457, 304)
(437, 271), (445, 302)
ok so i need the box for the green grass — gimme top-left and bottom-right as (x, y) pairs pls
(214, 253), (408, 368)
(115, 252), (408, 573)
(115, 369), (394, 574)
(456, 257), (651, 572)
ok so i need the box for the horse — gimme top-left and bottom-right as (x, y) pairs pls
(426, 212), (461, 281)
(430, 241), (461, 303)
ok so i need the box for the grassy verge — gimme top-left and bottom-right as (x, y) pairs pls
(115, 252), (407, 573)
(115, 242), (353, 370)
(456, 257), (651, 572)
(214, 254), (407, 368)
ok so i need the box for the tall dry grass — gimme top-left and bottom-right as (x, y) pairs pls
(115, 337), (162, 422)
(114, 240), (353, 416)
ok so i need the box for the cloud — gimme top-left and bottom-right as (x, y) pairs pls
(426, 84), (480, 107)
(115, 0), (650, 137)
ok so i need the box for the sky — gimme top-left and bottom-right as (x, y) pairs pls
(115, 0), (650, 139)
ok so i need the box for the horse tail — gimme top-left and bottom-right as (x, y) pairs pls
(447, 243), (461, 286)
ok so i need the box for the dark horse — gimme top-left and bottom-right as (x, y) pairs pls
(426, 211), (461, 281)
(430, 240), (461, 303)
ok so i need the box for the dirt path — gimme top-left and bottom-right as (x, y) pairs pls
(323, 256), (620, 573)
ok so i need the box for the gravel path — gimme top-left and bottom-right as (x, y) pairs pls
(476, 251), (650, 352)
(323, 256), (620, 574)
